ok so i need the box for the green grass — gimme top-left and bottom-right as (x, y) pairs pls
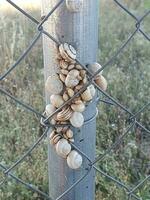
(0, 1), (150, 200)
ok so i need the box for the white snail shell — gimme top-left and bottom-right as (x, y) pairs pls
(45, 104), (56, 116)
(95, 75), (107, 91)
(65, 70), (80, 88)
(66, 0), (83, 12)
(71, 102), (85, 112)
(64, 43), (76, 60)
(55, 138), (71, 158)
(88, 62), (103, 79)
(67, 150), (82, 169)
(70, 112), (84, 128)
(45, 74), (63, 95)
(88, 85), (96, 98)
(50, 94), (64, 108)
(59, 43), (76, 63)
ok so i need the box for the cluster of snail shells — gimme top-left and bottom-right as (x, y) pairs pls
(49, 127), (82, 170)
(45, 43), (108, 169)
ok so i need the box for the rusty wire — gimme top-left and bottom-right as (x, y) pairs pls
(0, 0), (150, 199)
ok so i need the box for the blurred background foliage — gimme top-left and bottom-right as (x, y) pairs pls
(0, 0), (150, 199)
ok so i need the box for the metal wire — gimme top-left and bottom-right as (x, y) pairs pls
(0, 0), (149, 199)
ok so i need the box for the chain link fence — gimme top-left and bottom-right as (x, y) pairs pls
(0, 0), (150, 199)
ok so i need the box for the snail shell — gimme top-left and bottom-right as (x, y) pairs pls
(88, 85), (96, 98)
(55, 138), (71, 158)
(75, 84), (83, 91)
(59, 59), (68, 69)
(57, 107), (73, 121)
(45, 74), (63, 95)
(95, 75), (107, 91)
(61, 69), (69, 75)
(71, 102), (85, 112)
(76, 64), (82, 70)
(66, 0), (83, 12)
(88, 62), (103, 79)
(80, 69), (86, 78)
(59, 73), (66, 83)
(49, 130), (56, 140)
(50, 119), (56, 125)
(63, 92), (69, 101)
(50, 94), (64, 108)
(45, 104), (56, 116)
(81, 87), (93, 102)
(70, 112), (84, 128)
(67, 88), (75, 97)
(52, 134), (62, 145)
(65, 70), (80, 88)
(74, 99), (83, 105)
(66, 129), (74, 138)
(59, 43), (76, 63)
(64, 43), (76, 60)
(67, 150), (82, 169)
(69, 138), (75, 143)
(68, 64), (75, 70)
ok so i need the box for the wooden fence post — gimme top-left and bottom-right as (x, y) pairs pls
(41, 0), (99, 199)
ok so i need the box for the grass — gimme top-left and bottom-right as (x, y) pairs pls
(0, 0), (150, 199)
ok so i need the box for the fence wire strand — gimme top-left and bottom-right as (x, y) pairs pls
(0, 0), (150, 199)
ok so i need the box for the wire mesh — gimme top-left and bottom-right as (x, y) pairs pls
(0, 0), (149, 199)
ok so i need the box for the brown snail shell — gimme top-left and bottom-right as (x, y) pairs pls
(59, 59), (68, 69)
(81, 88), (93, 102)
(74, 99), (83, 105)
(67, 88), (75, 97)
(68, 64), (75, 70)
(52, 134), (62, 145)
(80, 69), (86, 78)
(63, 92), (69, 101)
(63, 133), (69, 140)
(76, 64), (82, 70)
(67, 150), (82, 169)
(55, 138), (71, 158)
(95, 75), (107, 91)
(57, 107), (73, 121)
(61, 69), (69, 75)
(59, 74), (66, 83)
(70, 112), (84, 128)
(50, 94), (64, 108)
(75, 84), (83, 91)
(49, 130), (56, 140)
(45, 74), (63, 95)
(66, 129), (74, 139)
